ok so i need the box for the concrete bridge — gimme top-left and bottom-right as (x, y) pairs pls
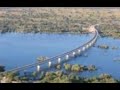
(0, 25), (99, 74)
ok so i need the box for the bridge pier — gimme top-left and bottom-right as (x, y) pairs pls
(58, 58), (61, 64)
(87, 44), (89, 48)
(89, 43), (92, 47)
(72, 52), (76, 57)
(95, 38), (97, 42)
(82, 47), (85, 51)
(92, 41), (94, 45)
(78, 49), (81, 54)
(48, 61), (52, 67)
(86, 45), (89, 49)
(65, 55), (69, 60)
(37, 65), (40, 72)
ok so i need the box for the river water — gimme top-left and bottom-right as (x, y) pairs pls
(0, 33), (120, 79)
(67, 37), (120, 79)
(0, 33), (92, 69)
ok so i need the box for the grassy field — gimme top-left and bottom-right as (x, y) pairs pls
(0, 7), (120, 37)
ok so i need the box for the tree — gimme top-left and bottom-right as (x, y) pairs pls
(64, 63), (71, 71)
(0, 65), (5, 72)
(71, 64), (80, 72)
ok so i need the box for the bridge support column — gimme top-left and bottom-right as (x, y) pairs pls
(94, 38), (97, 42)
(66, 55), (69, 60)
(92, 41), (94, 45)
(72, 52), (76, 57)
(87, 44), (89, 48)
(37, 65), (40, 72)
(48, 61), (52, 67)
(78, 49), (81, 54)
(82, 47), (85, 51)
(58, 58), (61, 64)
(86, 45), (89, 49)
(89, 43), (92, 47)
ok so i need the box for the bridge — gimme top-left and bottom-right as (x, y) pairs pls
(0, 25), (99, 75)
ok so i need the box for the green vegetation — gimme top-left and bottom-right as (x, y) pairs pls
(31, 71), (119, 83)
(98, 44), (109, 49)
(63, 63), (96, 72)
(85, 74), (118, 83)
(0, 68), (119, 83)
(64, 63), (71, 71)
(0, 8), (120, 38)
(38, 71), (85, 83)
(97, 44), (119, 50)
(88, 65), (97, 71)
(37, 56), (48, 62)
(71, 64), (80, 72)
(0, 8), (84, 34)
(0, 65), (5, 72)
(0, 71), (20, 83)
(112, 46), (119, 50)
(98, 24), (120, 38)
(56, 64), (61, 70)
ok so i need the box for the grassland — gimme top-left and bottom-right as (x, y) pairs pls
(0, 7), (120, 38)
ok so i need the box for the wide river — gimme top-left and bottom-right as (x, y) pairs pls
(0, 33), (120, 79)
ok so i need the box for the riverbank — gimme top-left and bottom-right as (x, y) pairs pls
(0, 69), (119, 83)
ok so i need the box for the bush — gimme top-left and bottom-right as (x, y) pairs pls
(55, 71), (63, 77)
(56, 64), (61, 70)
(32, 71), (38, 78)
(37, 56), (48, 62)
(64, 63), (71, 71)
(45, 72), (57, 80)
(68, 73), (76, 80)
(98, 74), (118, 83)
(88, 65), (97, 71)
(83, 66), (88, 71)
(79, 65), (85, 71)
(98, 45), (109, 49)
(20, 76), (29, 81)
(13, 76), (20, 81)
(39, 71), (45, 80)
(5, 71), (19, 81)
(71, 64), (80, 72)
(0, 65), (5, 72)
(99, 73), (112, 79)
(112, 46), (119, 50)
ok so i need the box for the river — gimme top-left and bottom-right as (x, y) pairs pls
(0, 33), (120, 79)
